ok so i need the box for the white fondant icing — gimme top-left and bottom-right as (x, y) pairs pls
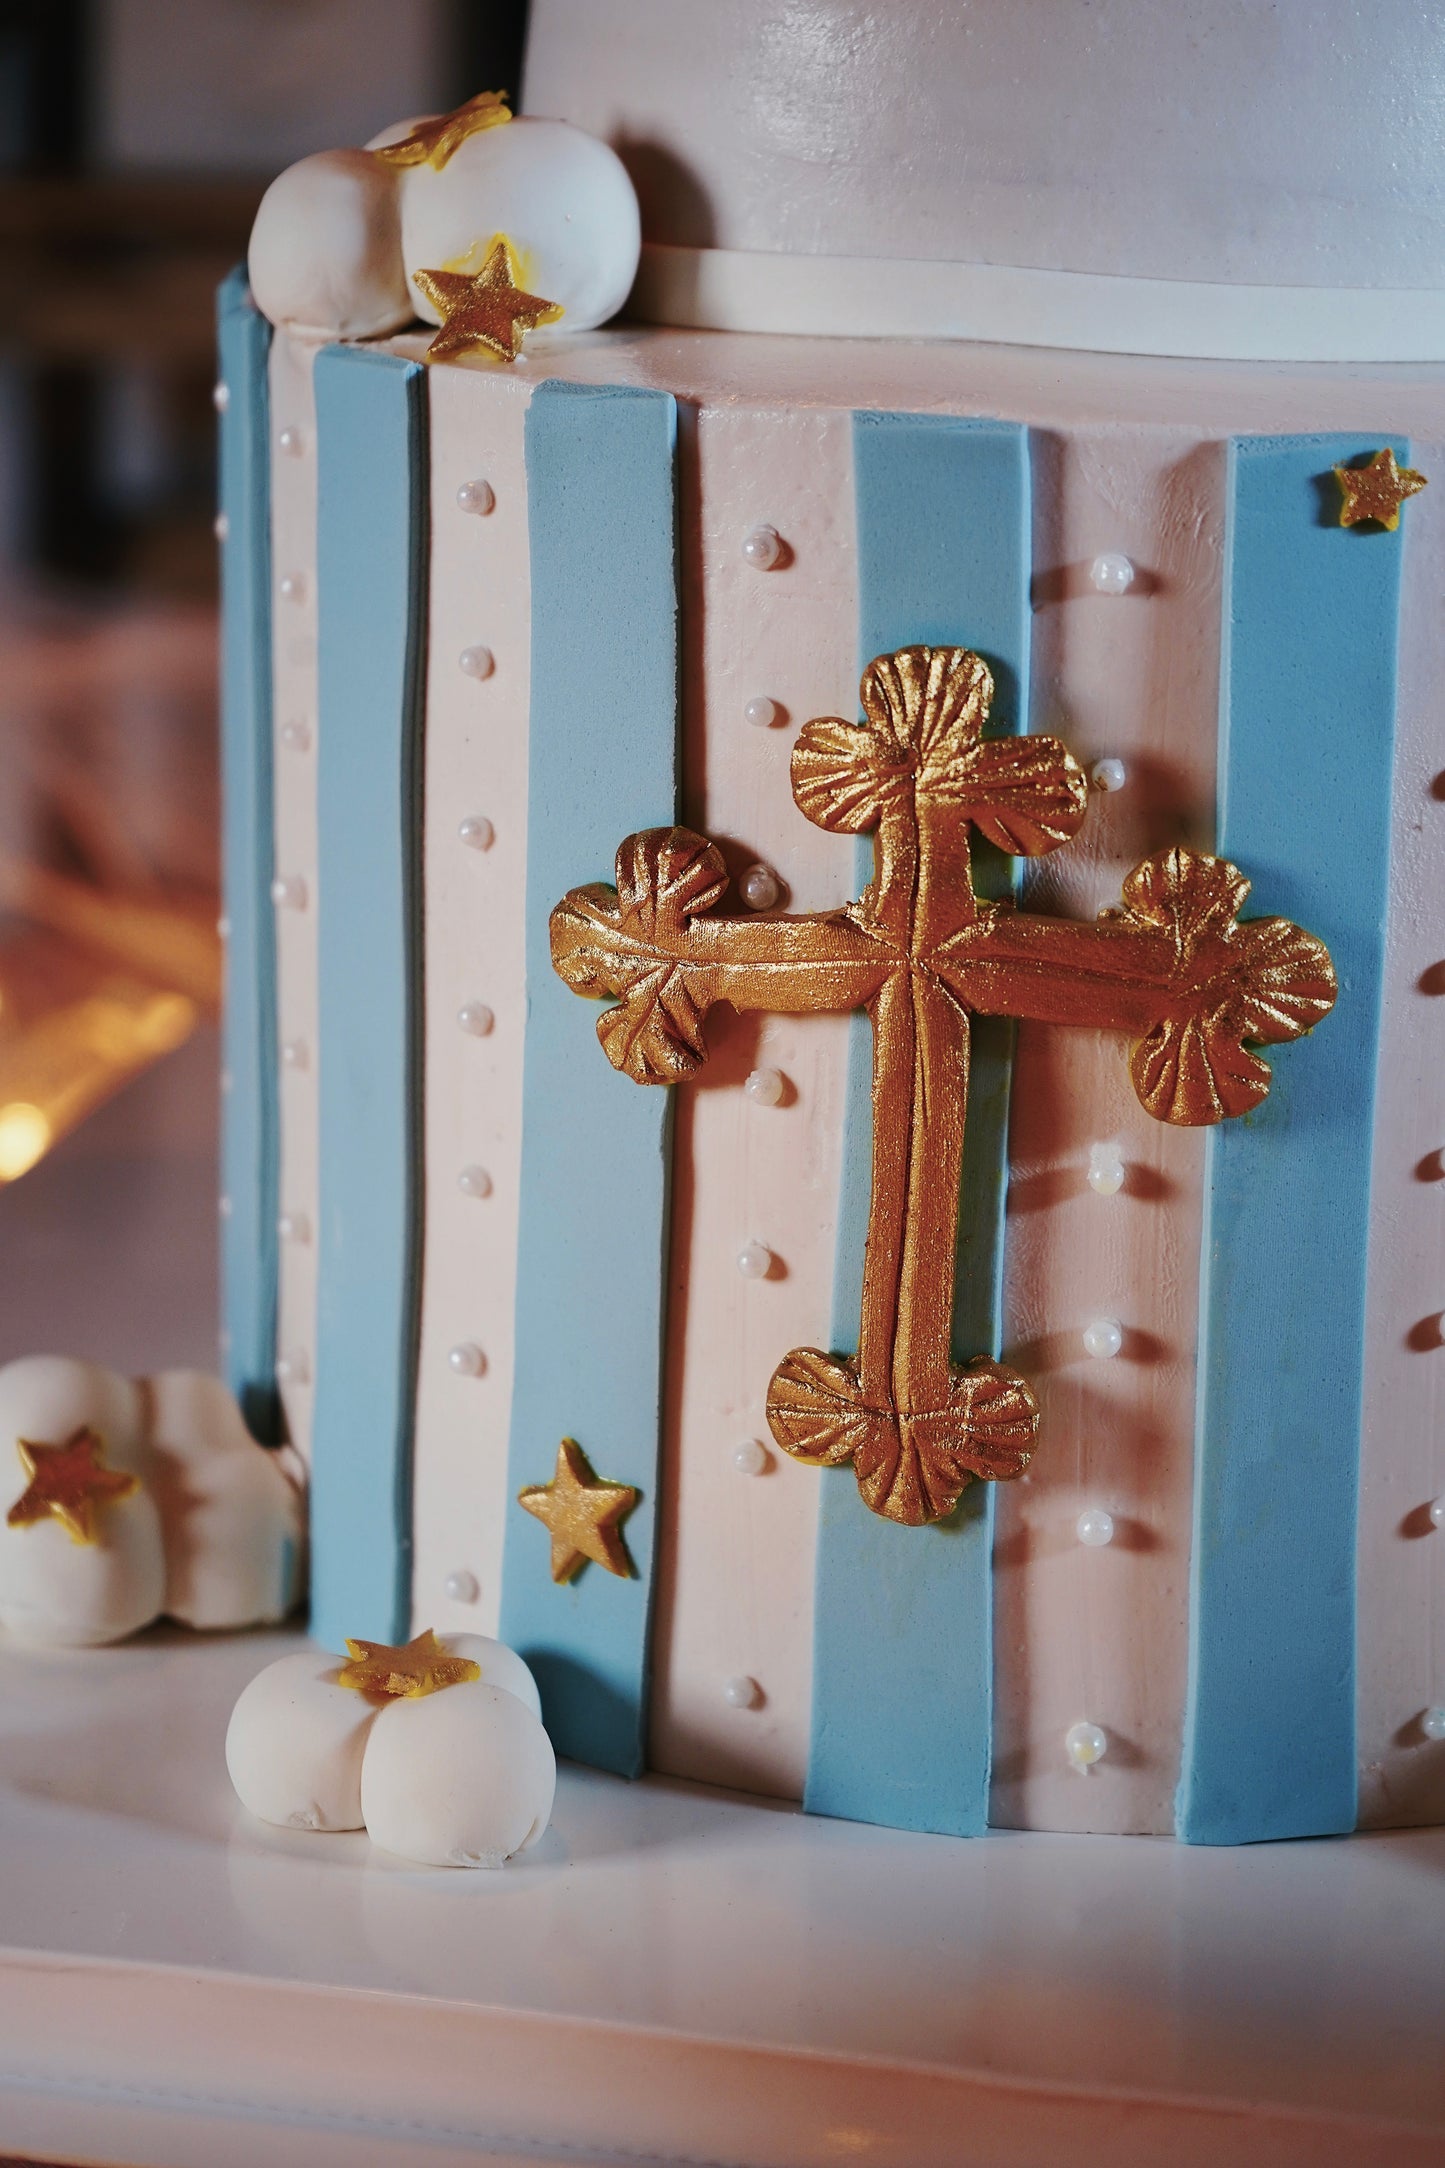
(248, 149), (411, 339)
(993, 431), (1222, 1837)
(1357, 438), (1445, 1831)
(269, 331), (323, 1465)
(409, 363), (532, 1644)
(225, 1650), (375, 1830)
(359, 1677), (555, 1868)
(144, 1371), (304, 1631)
(528, 1), (1445, 315)
(648, 402), (856, 1803)
(391, 116), (640, 335)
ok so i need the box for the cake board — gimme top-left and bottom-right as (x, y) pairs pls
(0, 1628), (1441, 2168)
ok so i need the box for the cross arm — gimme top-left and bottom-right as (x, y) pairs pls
(550, 826), (892, 1085)
(933, 845), (1337, 1125)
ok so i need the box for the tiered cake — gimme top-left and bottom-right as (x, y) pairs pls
(218, 0), (1445, 1844)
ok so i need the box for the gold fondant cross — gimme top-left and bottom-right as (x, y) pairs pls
(551, 647), (1336, 1526)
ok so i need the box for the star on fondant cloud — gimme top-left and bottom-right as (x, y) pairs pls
(7, 1427), (138, 1545)
(371, 90), (512, 172)
(413, 240), (564, 364)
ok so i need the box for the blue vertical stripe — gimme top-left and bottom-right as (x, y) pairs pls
(806, 414), (1032, 1837)
(500, 381), (679, 1778)
(1178, 436), (1405, 1843)
(216, 270), (280, 1445)
(309, 348), (429, 1649)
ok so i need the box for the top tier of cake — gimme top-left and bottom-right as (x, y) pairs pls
(524, 0), (1445, 358)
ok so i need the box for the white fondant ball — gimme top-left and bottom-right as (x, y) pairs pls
(0, 1355), (162, 1646)
(394, 116), (640, 334)
(248, 149), (411, 338)
(441, 1631), (542, 1720)
(0, 1354), (145, 1475)
(145, 1371), (304, 1630)
(360, 1679), (556, 1868)
(226, 1650), (379, 1831)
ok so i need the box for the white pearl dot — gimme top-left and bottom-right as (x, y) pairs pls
(741, 524), (783, 571)
(212, 381), (230, 413)
(444, 1569), (480, 1604)
(456, 478), (495, 516)
(218, 1194), (233, 1220)
(459, 815), (494, 851)
(1091, 757), (1128, 794)
(278, 425), (304, 458)
(459, 645), (495, 680)
(457, 1165), (493, 1200)
(276, 1349), (309, 1386)
(1066, 1720), (1108, 1771)
(1089, 552), (1135, 595)
(270, 874), (307, 911)
(280, 721), (312, 753)
(737, 1239), (774, 1280)
(1429, 1496), (1445, 1530)
(448, 1342), (486, 1377)
(744, 696), (780, 730)
(740, 864), (781, 911)
(458, 1001), (495, 1037)
(277, 1210), (311, 1244)
(1083, 1317), (1124, 1360)
(1087, 1142), (1126, 1196)
(213, 511), (229, 543)
(743, 1066), (785, 1107)
(216, 914), (231, 941)
(281, 1038), (308, 1070)
(278, 572), (306, 604)
(1076, 1507), (1116, 1548)
(723, 1675), (762, 1709)
(733, 1438), (770, 1476)
(1422, 1706), (1445, 1741)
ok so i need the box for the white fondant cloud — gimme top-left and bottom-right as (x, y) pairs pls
(227, 1634), (555, 1868)
(248, 115), (641, 342)
(0, 1355), (303, 1648)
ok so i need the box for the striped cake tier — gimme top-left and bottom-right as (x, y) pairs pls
(217, 278), (1445, 1843)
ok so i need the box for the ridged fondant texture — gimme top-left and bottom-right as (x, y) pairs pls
(523, 0), (1445, 290)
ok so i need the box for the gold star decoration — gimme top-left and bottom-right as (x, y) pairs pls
(413, 240), (564, 366)
(518, 1438), (640, 1585)
(371, 89), (512, 172)
(6, 1428), (140, 1546)
(1335, 446), (1428, 531)
(336, 1628), (481, 1700)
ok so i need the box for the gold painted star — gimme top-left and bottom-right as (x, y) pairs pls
(518, 1438), (640, 1585)
(6, 1428), (139, 1546)
(372, 89), (512, 172)
(336, 1628), (481, 1700)
(1334, 446), (1428, 531)
(414, 240), (564, 365)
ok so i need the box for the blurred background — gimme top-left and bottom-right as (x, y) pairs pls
(0, 0), (525, 1371)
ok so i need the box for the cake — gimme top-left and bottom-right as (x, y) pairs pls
(218, 0), (1445, 1846)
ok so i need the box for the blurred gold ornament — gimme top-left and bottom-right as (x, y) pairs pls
(518, 1438), (639, 1584)
(1334, 446), (1427, 530)
(7, 1427), (139, 1545)
(372, 90), (512, 172)
(552, 645), (1336, 1526)
(414, 240), (563, 365)
(336, 1628), (481, 1700)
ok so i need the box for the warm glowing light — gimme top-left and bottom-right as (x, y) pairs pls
(0, 1102), (53, 1181)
